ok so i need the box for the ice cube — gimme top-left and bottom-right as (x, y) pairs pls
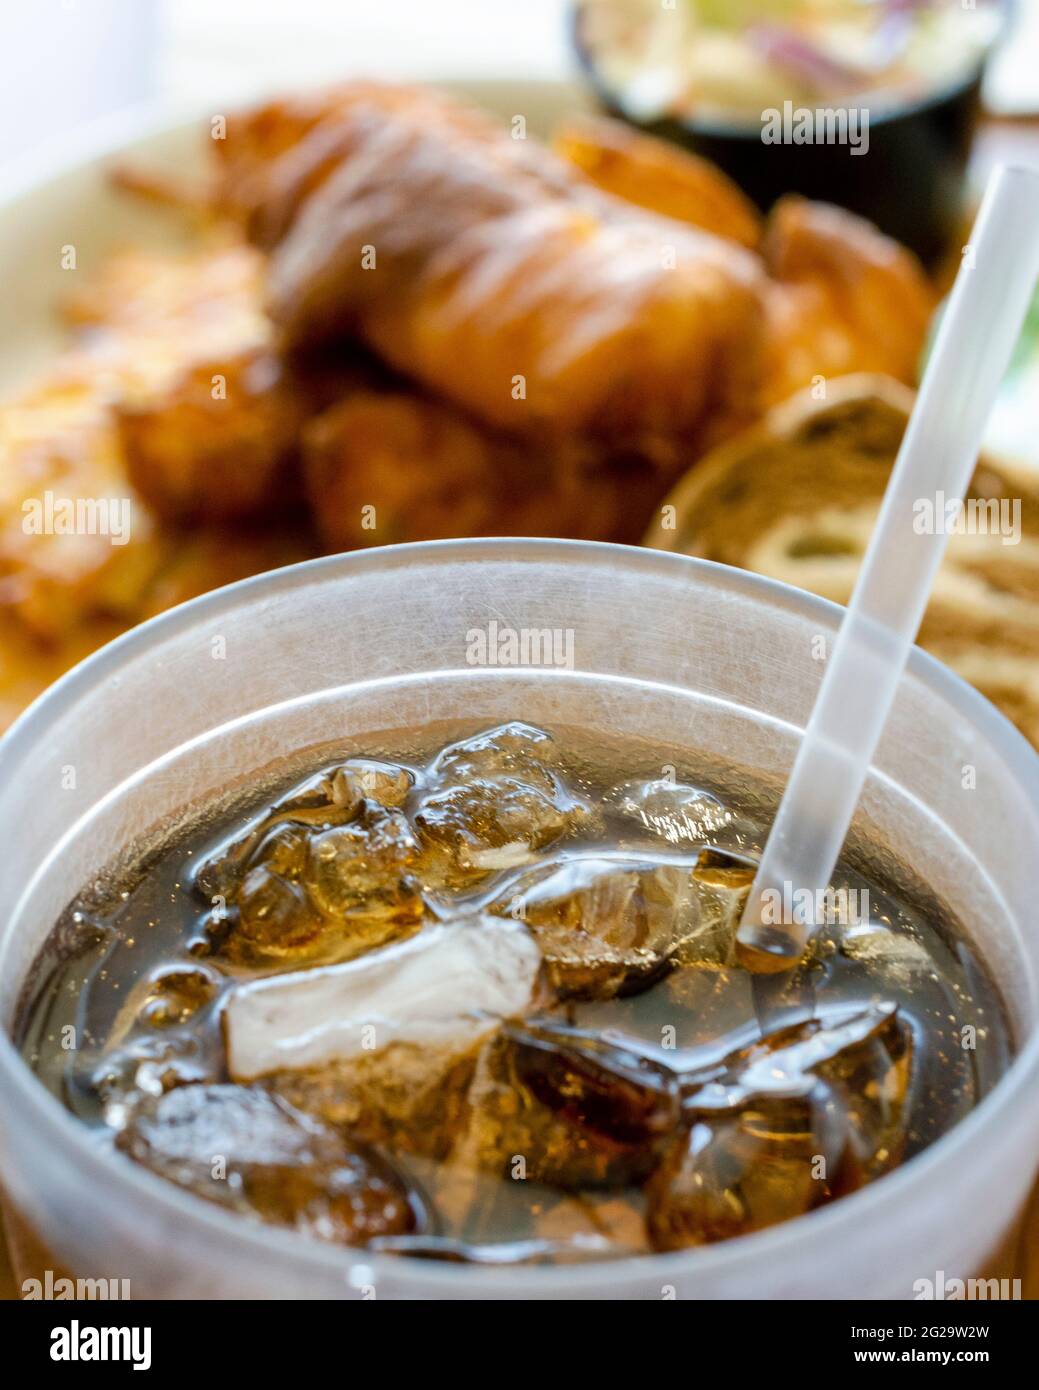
(451, 1021), (679, 1189)
(205, 797), (426, 969)
(646, 1082), (854, 1249)
(840, 923), (937, 982)
(135, 967), (220, 1029)
(339, 758), (413, 807)
(304, 801), (423, 919)
(252, 823), (311, 878)
(686, 1002), (910, 1152)
(261, 757), (413, 818)
(787, 1004), (912, 1178)
(225, 914), (542, 1080)
(77, 1030), (218, 1127)
(611, 778), (737, 848)
(116, 1082), (421, 1245)
(504, 1019), (680, 1144)
(269, 1038), (484, 1161)
(679, 848), (756, 966)
(412, 723), (593, 889)
(496, 857), (689, 999)
(413, 777), (585, 882)
(647, 1003), (911, 1248)
(416, 1148), (648, 1253)
(492, 853), (747, 1001)
(193, 758), (414, 901)
(431, 722), (560, 791)
(235, 865), (319, 954)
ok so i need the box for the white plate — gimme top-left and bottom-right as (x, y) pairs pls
(0, 79), (591, 397)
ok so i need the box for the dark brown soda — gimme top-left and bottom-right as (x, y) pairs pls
(16, 721), (1012, 1262)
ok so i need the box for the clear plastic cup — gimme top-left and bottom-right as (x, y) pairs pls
(0, 538), (1037, 1299)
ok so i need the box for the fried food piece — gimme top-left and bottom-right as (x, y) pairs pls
(116, 347), (302, 522)
(304, 392), (505, 547)
(223, 84), (764, 448)
(70, 247), (394, 524)
(61, 243), (268, 360)
(60, 242), (285, 527)
(0, 242), (302, 644)
(0, 372), (169, 643)
(59, 246), (273, 424)
(760, 197), (935, 409)
(552, 116), (762, 249)
(303, 390), (666, 550)
(226, 84), (931, 451)
(61, 243), (292, 524)
(213, 82), (538, 244)
(212, 85), (378, 233)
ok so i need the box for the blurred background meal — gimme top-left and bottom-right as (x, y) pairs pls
(0, 0), (1038, 745)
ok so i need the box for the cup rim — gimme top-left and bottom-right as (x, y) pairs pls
(2, 537), (1037, 1295)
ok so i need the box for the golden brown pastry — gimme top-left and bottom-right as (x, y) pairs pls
(0, 243), (317, 653)
(212, 82), (572, 244)
(552, 115), (762, 248)
(760, 197), (935, 409)
(0, 371), (168, 643)
(304, 392), (507, 549)
(217, 84), (766, 451)
(116, 347), (302, 522)
(303, 390), (662, 551)
(218, 83), (935, 453)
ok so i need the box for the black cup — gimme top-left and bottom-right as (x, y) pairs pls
(571, 3), (1006, 265)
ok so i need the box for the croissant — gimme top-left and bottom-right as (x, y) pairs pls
(217, 84), (767, 452)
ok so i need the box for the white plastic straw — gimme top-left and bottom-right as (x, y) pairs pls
(737, 164), (1039, 973)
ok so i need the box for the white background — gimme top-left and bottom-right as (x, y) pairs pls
(0, 0), (571, 167)
(1, 0), (1036, 170)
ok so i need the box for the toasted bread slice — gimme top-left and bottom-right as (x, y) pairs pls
(648, 374), (1039, 746)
